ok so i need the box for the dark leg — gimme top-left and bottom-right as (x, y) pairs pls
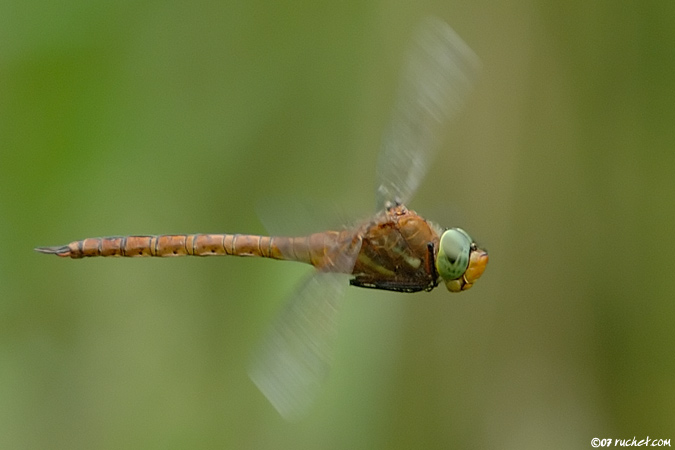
(350, 276), (431, 293)
(427, 242), (439, 281)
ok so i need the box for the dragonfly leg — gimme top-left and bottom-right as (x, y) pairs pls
(427, 242), (439, 282)
(349, 276), (432, 293)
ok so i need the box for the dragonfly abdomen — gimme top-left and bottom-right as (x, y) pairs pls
(36, 234), (278, 259)
(35, 231), (346, 268)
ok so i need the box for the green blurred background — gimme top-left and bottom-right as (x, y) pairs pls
(2, 0), (674, 448)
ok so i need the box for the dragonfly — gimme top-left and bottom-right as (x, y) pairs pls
(36, 17), (487, 420)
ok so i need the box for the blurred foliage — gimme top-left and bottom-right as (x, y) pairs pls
(2, 0), (674, 449)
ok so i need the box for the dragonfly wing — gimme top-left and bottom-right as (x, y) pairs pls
(255, 195), (354, 238)
(248, 235), (361, 420)
(375, 17), (480, 209)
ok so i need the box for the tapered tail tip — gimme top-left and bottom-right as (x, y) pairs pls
(35, 246), (71, 257)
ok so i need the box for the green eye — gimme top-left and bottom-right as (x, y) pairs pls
(436, 228), (472, 281)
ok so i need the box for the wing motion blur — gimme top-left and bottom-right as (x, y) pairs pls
(375, 17), (480, 209)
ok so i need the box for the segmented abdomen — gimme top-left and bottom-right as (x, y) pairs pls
(36, 231), (350, 270)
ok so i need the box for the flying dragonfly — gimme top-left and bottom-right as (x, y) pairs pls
(36, 17), (487, 420)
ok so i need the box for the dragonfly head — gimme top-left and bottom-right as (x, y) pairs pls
(436, 228), (488, 292)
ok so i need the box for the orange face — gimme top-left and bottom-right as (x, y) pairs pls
(444, 248), (488, 292)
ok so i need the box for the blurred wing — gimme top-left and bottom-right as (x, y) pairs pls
(255, 196), (354, 238)
(248, 235), (361, 420)
(375, 17), (480, 209)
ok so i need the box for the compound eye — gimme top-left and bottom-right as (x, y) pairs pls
(436, 228), (472, 281)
